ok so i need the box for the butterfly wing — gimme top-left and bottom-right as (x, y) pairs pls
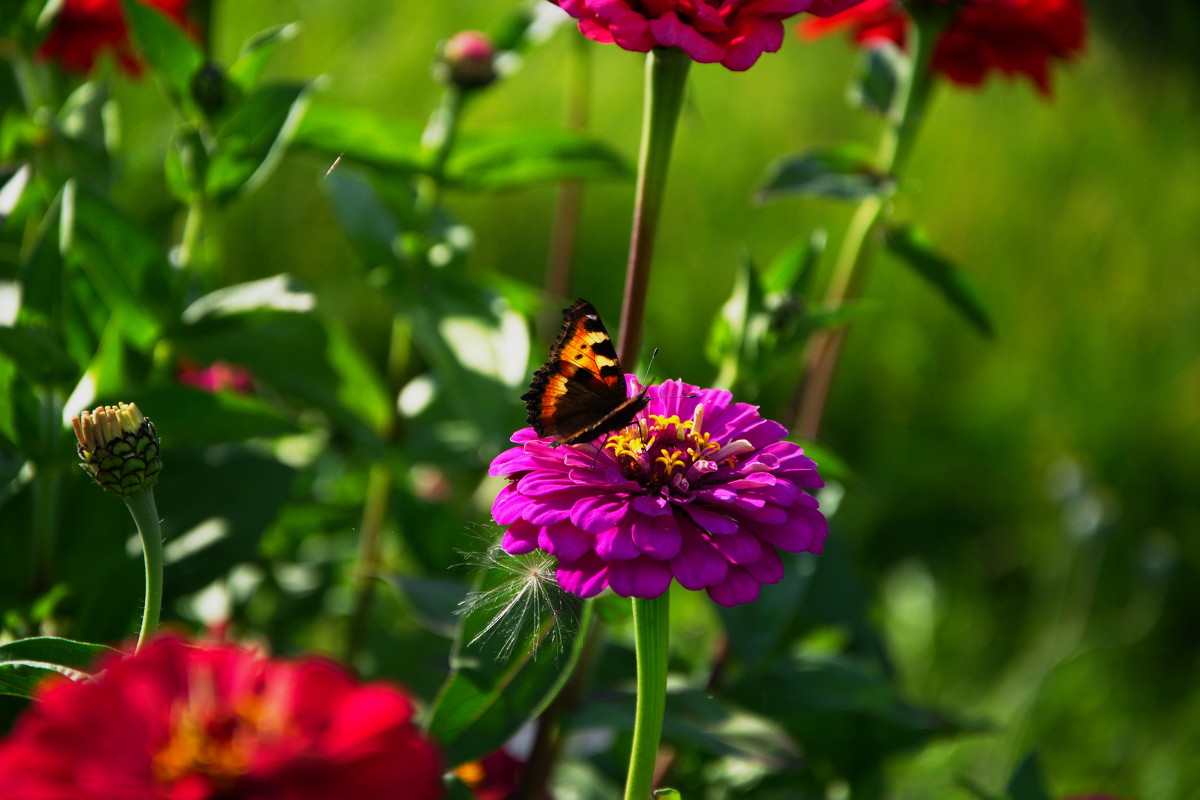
(522, 299), (647, 446)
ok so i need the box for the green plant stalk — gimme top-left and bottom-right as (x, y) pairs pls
(794, 12), (945, 439)
(30, 389), (63, 596)
(125, 489), (163, 652)
(616, 48), (691, 366)
(516, 600), (601, 800)
(623, 593), (670, 800)
(414, 86), (466, 235)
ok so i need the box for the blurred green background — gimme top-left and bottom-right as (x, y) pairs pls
(95, 1), (1200, 797)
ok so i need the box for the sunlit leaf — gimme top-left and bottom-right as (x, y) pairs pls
(884, 223), (995, 337)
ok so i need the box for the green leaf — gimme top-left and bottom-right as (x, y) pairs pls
(0, 325), (79, 387)
(447, 130), (629, 191)
(207, 81), (319, 201)
(127, 385), (301, 446)
(765, 230), (826, 296)
(319, 168), (404, 267)
(1005, 752), (1053, 800)
(292, 104), (426, 175)
(0, 637), (116, 699)
(853, 41), (910, 117)
(883, 224), (996, 337)
(120, 0), (204, 102)
(427, 553), (588, 766)
(228, 23), (301, 89)
(17, 185), (65, 329)
(758, 144), (892, 202)
(175, 305), (383, 455)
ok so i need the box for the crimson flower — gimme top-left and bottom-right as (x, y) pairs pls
(0, 636), (444, 800)
(551, 0), (870, 71)
(491, 378), (828, 606)
(38, 0), (192, 75)
(455, 749), (529, 800)
(800, 0), (1087, 94)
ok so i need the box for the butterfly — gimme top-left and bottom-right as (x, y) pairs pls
(522, 299), (650, 447)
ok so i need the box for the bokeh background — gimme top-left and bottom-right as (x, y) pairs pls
(7, 1), (1199, 797)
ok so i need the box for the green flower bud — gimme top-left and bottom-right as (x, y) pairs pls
(72, 403), (162, 498)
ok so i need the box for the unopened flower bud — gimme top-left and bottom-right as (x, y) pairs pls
(72, 403), (162, 498)
(190, 62), (230, 118)
(437, 31), (498, 90)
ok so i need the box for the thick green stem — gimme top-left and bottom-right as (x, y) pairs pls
(616, 48), (690, 367)
(794, 13), (944, 439)
(125, 490), (163, 652)
(623, 593), (670, 800)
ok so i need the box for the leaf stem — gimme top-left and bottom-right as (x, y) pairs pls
(793, 11), (946, 439)
(616, 48), (690, 367)
(623, 593), (670, 800)
(125, 489), (163, 652)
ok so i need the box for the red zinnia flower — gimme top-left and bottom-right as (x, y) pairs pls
(551, 0), (870, 71)
(800, 0), (1087, 94)
(0, 637), (444, 800)
(38, 0), (192, 75)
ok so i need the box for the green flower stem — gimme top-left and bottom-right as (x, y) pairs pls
(794, 12), (946, 439)
(623, 593), (670, 800)
(125, 489), (163, 652)
(616, 48), (691, 367)
(414, 87), (466, 235)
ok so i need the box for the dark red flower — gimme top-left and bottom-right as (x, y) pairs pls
(0, 636), (444, 800)
(456, 749), (528, 800)
(552, 0), (869, 71)
(38, 0), (192, 75)
(800, 0), (1087, 94)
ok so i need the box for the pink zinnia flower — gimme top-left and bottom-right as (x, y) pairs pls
(551, 0), (870, 71)
(490, 378), (828, 606)
(177, 358), (255, 394)
(800, 0), (1087, 94)
(0, 636), (444, 800)
(38, 0), (193, 76)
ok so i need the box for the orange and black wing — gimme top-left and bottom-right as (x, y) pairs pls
(522, 299), (649, 446)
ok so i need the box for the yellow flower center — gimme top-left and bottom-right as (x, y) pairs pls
(151, 672), (274, 791)
(604, 404), (748, 491)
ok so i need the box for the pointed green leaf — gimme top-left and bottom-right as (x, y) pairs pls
(0, 637), (116, 699)
(228, 23), (300, 89)
(207, 81), (319, 201)
(853, 41), (910, 117)
(1005, 752), (1053, 800)
(447, 130), (629, 191)
(765, 230), (826, 296)
(884, 224), (995, 337)
(0, 326), (79, 387)
(292, 105), (426, 175)
(120, 0), (204, 101)
(758, 144), (892, 202)
(427, 553), (588, 766)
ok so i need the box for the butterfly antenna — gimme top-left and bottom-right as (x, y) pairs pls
(641, 348), (659, 387)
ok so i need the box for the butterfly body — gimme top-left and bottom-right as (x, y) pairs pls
(522, 299), (650, 447)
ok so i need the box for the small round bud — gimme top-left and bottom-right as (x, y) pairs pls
(72, 403), (162, 498)
(437, 31), (498, 90)
(190, 62), (230, 118)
